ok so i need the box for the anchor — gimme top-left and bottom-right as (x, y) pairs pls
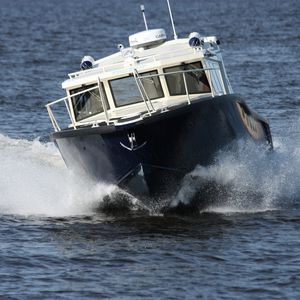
(120, 132), (147, 151)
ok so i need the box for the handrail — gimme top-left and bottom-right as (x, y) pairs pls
(68, 55), (157, 79)
(133, 70), (152, 115)
(46, 84), (102, 132)
(68, 45), (206, 79)
(136, 67), (218, 79)
(136, 66), (221, 103)
(47, 65), (226, 132)
(97, 77), (109, 125)
(206, 68), (214, 97)
(182, 73), (191, 104)
(134, 69), (156, 113)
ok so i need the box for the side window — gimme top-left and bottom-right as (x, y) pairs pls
(164, 62), (211, 96)
(70, 83), (109, 121)
(109, 71), (164, 107)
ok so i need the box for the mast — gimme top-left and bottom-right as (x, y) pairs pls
(140, 5), (149, 31)
(166, 0), (178, 40)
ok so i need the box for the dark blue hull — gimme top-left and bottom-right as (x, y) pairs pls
(51, 94), (272, 203)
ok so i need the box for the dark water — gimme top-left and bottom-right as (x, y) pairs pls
(0, 0), (300, 298)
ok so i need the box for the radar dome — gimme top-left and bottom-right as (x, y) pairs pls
(129, 29), (167, 49)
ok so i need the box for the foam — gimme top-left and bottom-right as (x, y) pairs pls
(0, 134), (116, 216)
(170, 120), (300, 214)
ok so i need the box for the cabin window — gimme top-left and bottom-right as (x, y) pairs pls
(70, 83), (109, 121)
(164, 62), (211, 96)
(109, 71), (164, 107)
(140, 71), (164, 100)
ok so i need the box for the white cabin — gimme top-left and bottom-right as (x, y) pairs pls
(46, 29), (233, 131)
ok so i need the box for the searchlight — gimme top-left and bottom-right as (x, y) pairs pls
(188, 32), (203, 48)
(80, 55), (94, 70)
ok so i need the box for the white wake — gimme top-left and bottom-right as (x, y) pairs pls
(0, 134), (116, 216)
(171, 120), (300, 214)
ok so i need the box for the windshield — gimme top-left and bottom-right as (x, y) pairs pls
(164, 62), (211, 96)
(109, 70), (164, 107)
(70, 83), (109, 121)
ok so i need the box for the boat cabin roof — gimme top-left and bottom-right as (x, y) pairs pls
(62, 36), (220, 89)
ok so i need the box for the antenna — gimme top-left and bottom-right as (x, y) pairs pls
(166, 0), (178, 40)
(140, 5), (149, 31)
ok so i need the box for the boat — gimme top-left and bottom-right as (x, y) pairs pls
(46, 1), (273, 211)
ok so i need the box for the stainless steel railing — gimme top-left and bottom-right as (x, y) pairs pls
(46, 84), (104, 132)
(46, 65), (226, 132)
